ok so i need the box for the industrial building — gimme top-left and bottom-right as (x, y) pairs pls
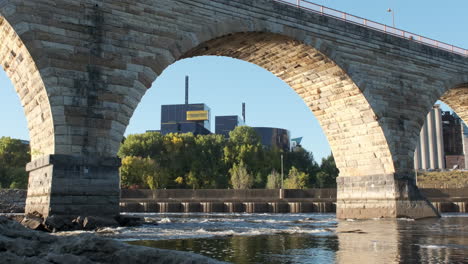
(252, 127), (291, 152)
(160, 103), (211, 135)
(157, 76), (292, 151)
(159, 76), (211, 136)
(414, 105), (468, 170)
(215, 115), (244, 138)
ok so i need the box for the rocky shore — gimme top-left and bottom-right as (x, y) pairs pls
(0, 189), (26, 213)
(0, 216), (224, 263)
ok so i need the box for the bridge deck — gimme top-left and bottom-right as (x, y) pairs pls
(275, 0), (467, 57)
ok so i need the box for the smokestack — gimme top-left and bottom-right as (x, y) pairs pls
(242, 102), (246, 124)
(185, 76), (189, 105)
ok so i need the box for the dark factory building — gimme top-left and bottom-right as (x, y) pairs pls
(215, 115), (244, 138)
(160, 103), (211, 135)
(253, 127), (291, 152)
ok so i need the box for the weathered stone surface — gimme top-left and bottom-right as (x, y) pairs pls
(0, 216), (224, 264)
(336, 174), (440, 219)
(0, 189), (25, 213)
(25, 154), (120, 218)
(1, 0), (467, 219)
(20, 215), (43, 230)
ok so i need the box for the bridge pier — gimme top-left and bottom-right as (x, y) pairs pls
(337, 174), (439, 219)
(25, 155), (120, 219)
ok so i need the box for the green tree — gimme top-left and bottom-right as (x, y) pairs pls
(120, 156), (169, 190)
(317, 154), (339, 188)
(120, 156), (149, 188)
(230, 162), (254, 189)
(0, 137), (29, 189)
(266, 170), (281, 189)
(224, 126), (264, 185)
(285, 147), (319, 187)
(191, 134), (227, 188)
(118, 132), (165, 159)
(284, 166), (308, 189)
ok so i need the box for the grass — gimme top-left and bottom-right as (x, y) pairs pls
(417, 171), (468, 188)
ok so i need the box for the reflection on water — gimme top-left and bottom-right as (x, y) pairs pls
(120, 213), (468, 263)
(131, 234), (338, 263)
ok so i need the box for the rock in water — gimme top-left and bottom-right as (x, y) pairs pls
(0, 216), (226, 263)
(82, 216), (119, 230)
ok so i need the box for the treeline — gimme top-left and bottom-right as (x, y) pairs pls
(119, 126), (338, 189)
(0, 137), (29, 189)
(0, 127), (339, 190)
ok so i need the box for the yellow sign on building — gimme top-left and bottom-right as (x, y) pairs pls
(186, 110), (209, 121)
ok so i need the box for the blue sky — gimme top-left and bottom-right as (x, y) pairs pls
(0, 0), (466, 162)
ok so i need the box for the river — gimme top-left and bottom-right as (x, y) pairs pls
(91, 213), (468, 263)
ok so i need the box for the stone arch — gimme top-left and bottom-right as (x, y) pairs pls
(440, 83), (468, 125)
(0, 16), (54, 159)
(133, 30), (395, 178)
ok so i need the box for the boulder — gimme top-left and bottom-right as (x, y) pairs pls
(20, 215), (43, 231)
(82, 216), (119, 230)
(115, 215), (145, 227)
(43, 215), (75, 232)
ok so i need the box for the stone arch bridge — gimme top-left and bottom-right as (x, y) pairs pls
(1, 0), (467, 219)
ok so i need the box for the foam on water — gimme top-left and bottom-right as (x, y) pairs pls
(99, 213), (337, 241)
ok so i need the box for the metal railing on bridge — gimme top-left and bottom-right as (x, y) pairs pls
(274, 0), (468, 57)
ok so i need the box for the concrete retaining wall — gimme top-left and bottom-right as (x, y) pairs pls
(3, 188), (468, 214)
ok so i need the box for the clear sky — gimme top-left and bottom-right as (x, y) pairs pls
(0, 0), (466, 162)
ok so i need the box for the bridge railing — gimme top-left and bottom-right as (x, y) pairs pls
(274, 0), (468, 57)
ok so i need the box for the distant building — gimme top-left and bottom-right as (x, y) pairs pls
(464, 125), (468, 169)
(160, 103), (211, 135)
(253, 127), (290, 152)
(291, 137), (303, 151)
(414, 105), (445, 170)
(414, 106), (468, 170)
(443, 111), (465, 169)
(215, 115), (244, 138)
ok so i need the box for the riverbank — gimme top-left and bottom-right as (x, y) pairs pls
(0, 215), (224, 263)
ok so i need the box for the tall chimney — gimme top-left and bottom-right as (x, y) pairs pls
(185, 76), (189, 105)
(242, 102), (246, 124)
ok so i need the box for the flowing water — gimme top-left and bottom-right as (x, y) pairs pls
(91, 213), (468, 263)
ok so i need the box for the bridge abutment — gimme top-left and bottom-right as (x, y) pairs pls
(25, 155), (120, 218)
(337, 174), (439, 219)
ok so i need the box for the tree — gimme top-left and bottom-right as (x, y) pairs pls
(317, 154), (339, 188)
(266, 170), (281, 189)
(284, 166), (308, 189)
(224, 126), (264, 186)
(120, 156), (169, 190)
(285, 147), (319, 187)
(118, 132), (165, 159)
(229, 162), (254, 189)
(0, 137), (29, 189)
(120, 156), (148, 188)
(191, 134), (227, 188)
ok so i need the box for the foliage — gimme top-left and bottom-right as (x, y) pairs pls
(120, 156), (168, 189)
(224, 126), (264, 175)
(286, 147), (320, 187)
(229, 162), (254, 189)
(0, 137), (29, 189)
(117, 129), (336, 190)
(316, 154), (339, 188)
(266, 170), (281, 189)
(283, 166), (308, 189)
(118, 132), (164, 159)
